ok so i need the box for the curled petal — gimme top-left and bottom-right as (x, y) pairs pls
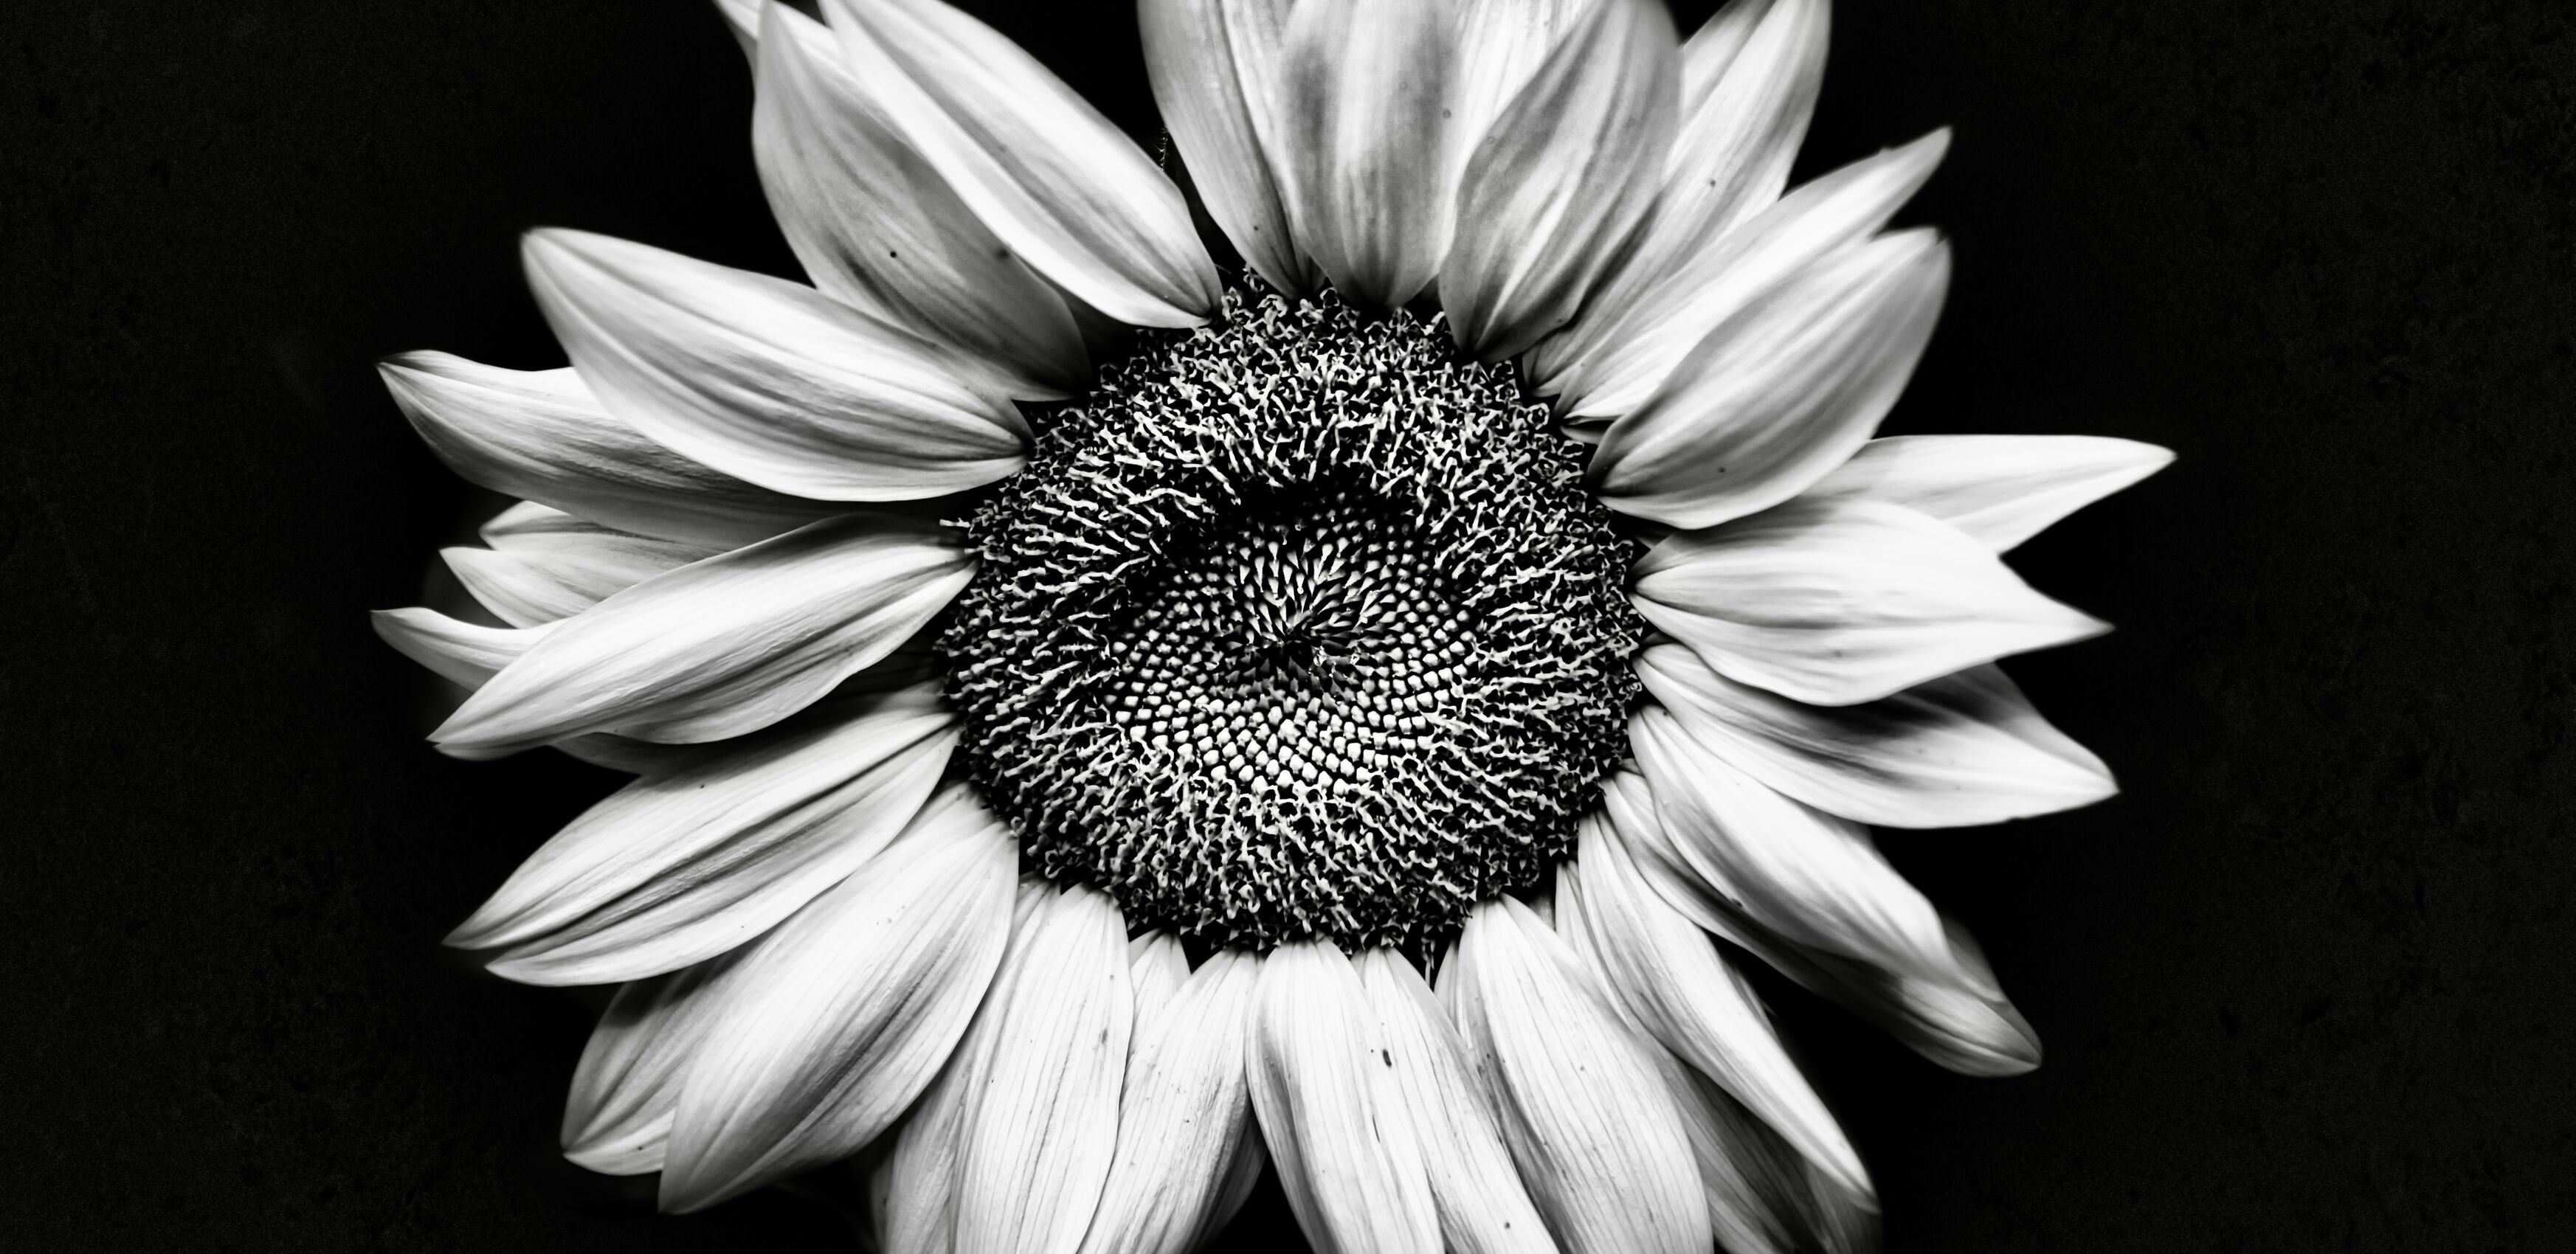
(1139, 0), (1316, 294)
(1077, 952), (1263, 1254)
(751, 1), (1087, 398)
(659, 800), (1017, 1212)
(378, 353), (836, 547)
(370, 607), (544, 690)
(1590, 230), (1950, 530)
(433, 513), (973, 755)
(523, 228), (1026, 500)
(822, 0), (1220, 328)
(1632, 497), (2108, 706)
(1800, 434), (2177, 552)
(1275, 0), (1459, 308)
(1634, 644), (2116, 828)
(559, 955), (742, 1175)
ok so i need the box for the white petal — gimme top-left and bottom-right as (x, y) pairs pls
(1542, 131), (1947, 420)
(953, 884), (1133, 1254)
(1659, 1058), (1877, 1254)
(1139, 0), (1317, 294)
(559, 955), (742, 1175)
(1799, 434), (2177, 552)
(1128, 931), (1191, 1020)
(1275, 0), (1459, 308)
(449, 696), (958, 985)
(1448, 0), (1589, 160)
(1446, 897), (1710, 1254)
(1245, 940), (1440, 1254)
(1353, 950), (1555, 1254)
(659, 801), (1017, 1212)
(877, 887), (1033, 1254)
(370, 606), (545, 689)
(1631, 496), (2109, 706)
(444, 519), (716, 628)
(821, 0), (1220, 328)
(1077, 952), (1263, 1254)
(1560, 819), (1864, 1194)
(433, 513), (972, 755)
(379, 352), (837, 547)
(751, 1), (1088, 398)
(712, 0), (762, 52)
(1589, 230), (1950, 530)
(523, 228), (1028, 500)
(1442, 0), (1678, 361)
(1635, 645), (2116, 827)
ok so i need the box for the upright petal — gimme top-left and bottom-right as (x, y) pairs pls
(1275, 0), (1458, 308)
(659, 799), (1017, 1212)
(1635, 644), (2116, 827)
(1442, 0), (1679, 361)
(433, 513), (972, 755)
(1631, 497), (2108, 706)
(822, 0), (1220, 328)
(524, 228), (1027, 500)
(1446, 897), (1710, 1254)
(1589, 230), (1951, 530)
(449, 698), (959, 985)
(378, 353), (837, 547)
(752, 1), (1088, 398)
(1798, 434), (2177, 552)
(1448, 0), (1589, 161)
(1077, 952), (1264, 1254)
(559, 955), (742, 1175)
(443, 513), (718, 628)
(1245, 940), (1441, 1254)
(1139, 0), (1317, 294)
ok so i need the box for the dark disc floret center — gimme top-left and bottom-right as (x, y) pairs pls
(940, 283), (1646, 952)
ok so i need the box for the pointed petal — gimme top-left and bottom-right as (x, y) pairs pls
(1446, 897), (1710, 1254)
(1800, 434), (2178, 552)
(1139, 0), (1317, 294)
(1541, 131), (1948, 419)
(451, 696), (958, 985)
(370, 606), (544, 689)
(878, 885), (1040, 1254)
(1353, 950), (1556, 1254)
(523, 228), (1027, 500)
(752, 1), (1088, 398)
(1590, 230), (1950, 530)
(560, 955), (742, 1175)
(1660, 1059), (1879, 1254)
(1561, 819), (1864, 1194)
(1077, 952), (1263, 1254)
(443, 519), (716, 628)
(1245, 940), (1440, 1254)
(821, 0), (1220, 328)
(659, 799), (1017, 1212)
(1274, 0), (1459, 308)
(1635, 645), (2116, 827)
(1632, 496), (2110, 706)
(1443, 0), (1678, 361)
(434, 513), (972, 755)
(379, 352), (838, 547)
(712, 0), (762, 54)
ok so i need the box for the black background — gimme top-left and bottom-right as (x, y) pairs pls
(4, 0), (2572, 1249)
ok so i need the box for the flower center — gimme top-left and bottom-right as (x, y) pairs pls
(941, 284), (1645, 952)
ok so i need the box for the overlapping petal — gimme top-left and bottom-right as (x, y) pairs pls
(559, 955), (741, 1175)
(433, 512), (972, 755)
(444, 509), (718, 628)
(1078, 952), (1263, 1254)
(750, 1), (1088, 398)
(1274, 0), (1458, 308)
(822, 0), (1220, 327)
(1139, 0), (1316, 294)
(1631, 496), (2108, 706)
(658, 796), (1016, 1212)
(370, 607), (686, 772)
(1800, 434), (2177, 552)
(522, 228), (1027, 500)
(1590, 229), (1951, 530)
(446, 692), (957, 985)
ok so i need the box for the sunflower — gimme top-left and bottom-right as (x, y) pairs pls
(373, 0), (2170, 1249)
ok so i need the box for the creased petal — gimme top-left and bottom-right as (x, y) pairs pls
(1128, 931), (1191, 1019)
(1662, 1057), (1878, 1254)
(1448, 0), (1588, 160)
(449, 693), (956, 985)
(523, 228), (1027, 500)
(1275, 0), (1458, 308)
(1139, 0), (1316, 294)
(1632, 496), (2108, 706)
(379, 353), (838, 547)
(444, 513), (718, 628)
(659, 797), (1017, 1212)
(953, 884), (1133, 1254)
(1077, 952), (1263, 1254)
(1354, 950), (1555, 1254)
(752, 1), (1088, 398)
(433, 512), (971, 755)
(1446, 897), (1710, 1254)
(1635, 645), (2116, 827)
(821, 0), (1220, 328)
(1590, 229), (1950, 530)
(1443, 0), (1678, 361)
(1542, 131), (1947, 420)
(1559, 817), (1864, 1195)
(1246, 940), (1440, 1254)
(1800, 434), (2177, 552)
(559, 954), (742, 1175)
(370, 607), (545, 690)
